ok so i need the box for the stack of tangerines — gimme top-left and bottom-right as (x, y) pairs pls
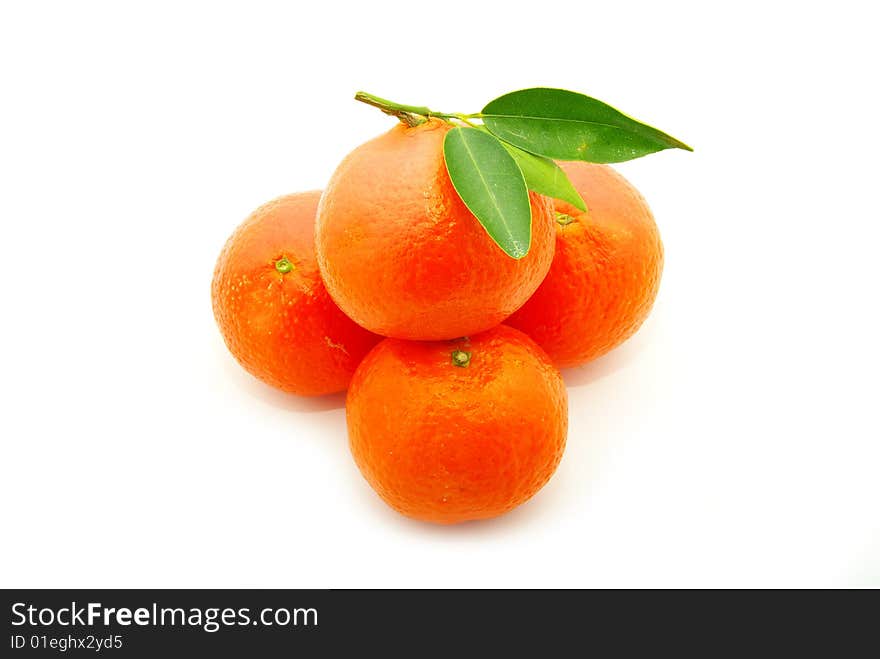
(213, 101), (670, 525)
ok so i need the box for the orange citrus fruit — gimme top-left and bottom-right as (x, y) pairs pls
(315, 119), (556, 340)
(346, 325), (567, 524)
(212, 191), (381, 395)
(507, 162), (663, 368)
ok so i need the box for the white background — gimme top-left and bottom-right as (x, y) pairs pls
(2, 1), (878, 588)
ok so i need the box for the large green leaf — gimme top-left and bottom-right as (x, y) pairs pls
(443, 127), (532, 259)
(482, 88), (693, 163)
(499, 141), (586, 211)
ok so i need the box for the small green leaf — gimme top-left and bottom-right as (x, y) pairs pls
(498, 141), (586, 211)
(443, 127), (532, 259)
(482, 88), (692, 163)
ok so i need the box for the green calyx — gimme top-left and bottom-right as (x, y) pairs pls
(275, 257), (294, 274)
(451, 350), (472, 368)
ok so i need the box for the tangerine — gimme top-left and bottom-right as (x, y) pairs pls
(346, 325), (567, 524)
(315, 119), (555, 340)
(507, 162), (663, 368)
(212, 191), (381, 395)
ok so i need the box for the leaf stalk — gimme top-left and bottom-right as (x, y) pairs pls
(354, 91), (481, 127)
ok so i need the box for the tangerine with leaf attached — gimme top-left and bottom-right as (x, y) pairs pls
(315, 119), (555, 341)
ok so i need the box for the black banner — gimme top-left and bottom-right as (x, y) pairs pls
(2, 588), (874, 655)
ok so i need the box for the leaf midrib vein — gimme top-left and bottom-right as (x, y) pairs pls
(456, 132), (516, 241)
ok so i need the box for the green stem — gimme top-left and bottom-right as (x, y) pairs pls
(354, 91), (482, 127)
(449, 114), (479, 127)
(354, 92), (429, 127)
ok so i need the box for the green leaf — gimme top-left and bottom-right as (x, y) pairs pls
(498, 141), (586, 211)
(443, 127), (532, 259)
(482, 87), (693, 163)
(472, 125), (585, 209)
